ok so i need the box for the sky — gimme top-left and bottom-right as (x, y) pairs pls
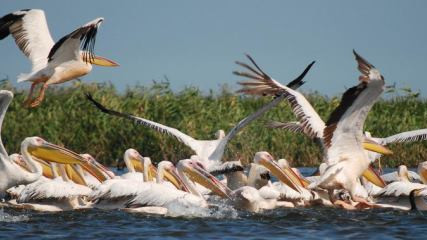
(1, 1), (427, 96)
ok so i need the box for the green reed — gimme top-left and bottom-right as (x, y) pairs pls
(1, 79), (426, 168)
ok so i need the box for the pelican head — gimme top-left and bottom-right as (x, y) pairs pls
(397, 165), (410, 182)
(25, 137), (86, 164)
(142, 157), (157, 182)
(177, 159), (231, 199)
(418, 161), (427, 184)
(253, 152), (302, 193)
(215, 129), (225, 140)
(157, 161), (188, 191)
(123, 148), (143, 172)
(81, 153), (115, 179)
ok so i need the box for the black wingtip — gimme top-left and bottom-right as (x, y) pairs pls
(286, 60), (315, 90)
(85, 92), (108, 113)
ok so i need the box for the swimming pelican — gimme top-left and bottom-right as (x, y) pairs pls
(0, 9), (119, 107)
(235, 53), (388, 188)
(0, 90), (90, 198)
(11, 162), (92, 211)
(85, 57), (314, 171)
(93, 159), (229, 215)
(307, 50), (390, 205)
(374, 165), (427, 210)
(409, 188), (427, 211)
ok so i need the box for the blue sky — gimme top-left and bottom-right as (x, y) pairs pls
(1, 1), (427, 96)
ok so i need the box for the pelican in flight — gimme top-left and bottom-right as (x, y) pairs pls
(0, 9), (119, 107)
(85, 55), (314, 172)
(234, 53), (389, 189)
(305, 51), (393, 205)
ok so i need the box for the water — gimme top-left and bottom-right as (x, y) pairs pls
(1, 168), (426, 239)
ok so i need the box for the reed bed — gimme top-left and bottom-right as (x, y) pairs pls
(1, 79), (426, 167)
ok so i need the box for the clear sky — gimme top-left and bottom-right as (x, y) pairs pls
(1, 1), (427, 96)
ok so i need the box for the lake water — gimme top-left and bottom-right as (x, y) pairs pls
(1, 168), (426, 239)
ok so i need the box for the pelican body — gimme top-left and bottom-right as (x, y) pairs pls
(0, 9), (118, 107)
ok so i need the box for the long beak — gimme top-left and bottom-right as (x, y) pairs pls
(80, 160), (108, 182)
(420, 168), (427, 184)
(66, 164), (88, 186)
(164, 167), (189, 192)
(148, 164), (157, 182)
(90, 55), (119, 67)
(28, 142), (86, 164)
(90, 159), (115, 179)
(362, 166), (386, 188)
(132, 158), (144, 172)
(260, 158), (302, 193)
(33, 157), (55, 179)
(362, 140), (393, 155)
(185, 164), (232, 199)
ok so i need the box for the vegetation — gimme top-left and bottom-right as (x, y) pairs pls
(1, 78), (426, 167)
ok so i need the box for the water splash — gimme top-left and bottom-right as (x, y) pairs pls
(0, 208), (29, 222)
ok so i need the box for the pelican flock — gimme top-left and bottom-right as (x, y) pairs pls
(0, 8), (426, 217)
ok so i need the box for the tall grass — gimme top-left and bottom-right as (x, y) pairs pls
(1, 79), (426, 167)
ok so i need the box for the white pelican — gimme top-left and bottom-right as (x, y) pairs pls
(93, 159), (229, 215)
(0, 9), (119, 107)
(374, 165), (427, 210)
(85, 58), (314, 171)
(307, 50), (390, 204)
(381, 165), (423, 184)
(235, 53), (389, 189)
(12, 162), (92, 212)
(0, 90), (91, 198)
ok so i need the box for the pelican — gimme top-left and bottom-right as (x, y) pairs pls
(85, 57), (314, 171)
(0, 90), (92, 198)
(0, 9), (118, 107)
(374, 165), (427, 210)
(381, 164), (423, 184)
(234, 53), (389, 189)
(306, 50), (390, 205)
(108, 148), (157, 181)
(409, 188), (427, 211)
(10, 162), (92, 212)
(94, 159), (229, 216)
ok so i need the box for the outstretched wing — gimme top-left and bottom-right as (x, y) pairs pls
(48, 17), (104, 65)
(234, 54), (324, 138)
(324, 50), (385, 165)
(86, 94), (203, 155)
(267, 121), (306, 134)
(376, 129), (427, 145)
(0, 9), (54, 71)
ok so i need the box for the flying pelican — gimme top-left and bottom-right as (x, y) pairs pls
(306, 50), (391, 205)
(85, 56), (314, 172)
(0, 9), (119, 107)
(234, 53), (389, 189)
